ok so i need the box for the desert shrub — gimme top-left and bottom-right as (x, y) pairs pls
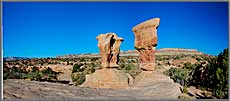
(71, 72), (85, 85)
(15, 66), (59, 81)
(4, 66), (27, 79)
(174, 55), (181, 60)
(40, 67), (58, 80)
(24, 70), (42, 81)
(82, 66), (95, 75)
(182, 84), (188, 94)
(71, 63), (95, 86)
(183, 62), (195, 70)
(165, 68), (190, 86)
(41, 67), (52, 74)
(125, 64), (132, 70)
(72, 64), (83, 73)
(195, 57), (202, 61)
(190, 48), (228, 98)
(79, 58), (85, 62)
(119, 63), (141, 78)
(3, 67), (9, 80)
(91, 57), (98, 62)
(118, 64), (125, 70)
(31, 66), (39, 72)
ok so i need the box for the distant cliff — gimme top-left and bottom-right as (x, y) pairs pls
(56, 48), (203, 58)
(3, 57), (30, 61)
(156, 48), (203, 55)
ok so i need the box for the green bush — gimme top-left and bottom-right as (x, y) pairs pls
(82, 66), (95, 75)
(40, 67), (58, 80)
(71, 63), (96, 86)
(195, 57), (202, 61)
(24, 70), (42, 81)
(91, 57), (98, 62)
(119, 63), (141, 78)
(3, 67), (9, 80)
(4, 66), (27, 79)
(182, 84), (188, 94)
(183, 62), (194, 70)
(71, 72), (85, 85)
(31, 66), (39, 72)
(189, 48), (229, 98)
(165, 68), (190, 86)
(72, 64), (83, 73)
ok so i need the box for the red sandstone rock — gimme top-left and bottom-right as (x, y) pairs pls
(132, 18), (160, 71)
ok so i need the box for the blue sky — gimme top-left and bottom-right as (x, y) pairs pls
(3, 2), (228, 58)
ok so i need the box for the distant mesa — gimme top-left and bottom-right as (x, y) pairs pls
(157, 48), (198, 52)
(3, 57), (30, 61)
(55, 48), (203, 59)
(4, 48), (203, 61)
(156, 48), (203, 55)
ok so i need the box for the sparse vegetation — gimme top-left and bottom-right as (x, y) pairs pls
(4, 65), (59, 81)
(165, 48), (229, 99)
(71, 72), (86, 85)
(164, 67), (190, 86)
(190, 48), (228, 98)
(119, 63), (141, 78)
(71, 63), (96, 85)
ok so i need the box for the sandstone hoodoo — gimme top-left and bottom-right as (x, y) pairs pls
(132, 18), (160, 71)
(82, 33), (132, 89)
(96, 33), (124, 68)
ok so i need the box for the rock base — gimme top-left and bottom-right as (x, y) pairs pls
(81, 68), (133, 90)
(140, 63), (155, 71)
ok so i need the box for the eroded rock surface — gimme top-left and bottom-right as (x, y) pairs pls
(96, 33), (124, 68)
(132, 18), (160, 71)
(4, 72), (181, 99)
(132, 71), (182, 98)
(81, 68), (133, 90)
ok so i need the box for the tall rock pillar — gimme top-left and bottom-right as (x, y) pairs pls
(132, 18), (160, 71)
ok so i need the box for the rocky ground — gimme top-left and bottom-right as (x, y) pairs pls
(3, 71), (182, 100)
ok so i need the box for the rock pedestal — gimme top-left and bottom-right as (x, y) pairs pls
(81, 68), (133, 89)
(132, 18), (160, 71)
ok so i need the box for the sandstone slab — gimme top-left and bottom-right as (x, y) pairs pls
(81, 68), (133, 89)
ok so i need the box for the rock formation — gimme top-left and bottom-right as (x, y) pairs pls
(132, 18), (160, 71)
(96, 33), (124, 68)
(82, 33), (132, 89)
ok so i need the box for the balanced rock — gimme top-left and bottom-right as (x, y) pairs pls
(96, 33), (124, 68)
(132, 18), (160, 71)
(81, 68), (133, 89)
